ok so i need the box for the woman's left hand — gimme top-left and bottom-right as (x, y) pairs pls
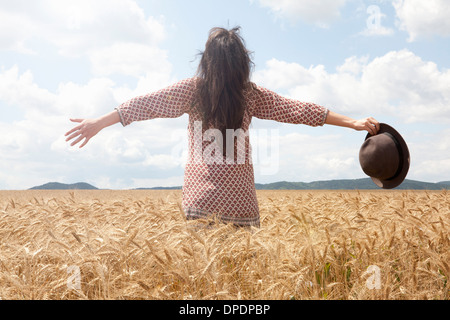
(353, 117), (380, 136)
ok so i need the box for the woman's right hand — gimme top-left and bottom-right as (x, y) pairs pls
(65, 118), (102, 148)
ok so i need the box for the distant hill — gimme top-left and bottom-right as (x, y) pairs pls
(29, 179), (449, 191)
(134, 186), (182, 190)
(29, 182), (98, 190)
(255, 179), (449, 190)
(139, 179), (449, 190)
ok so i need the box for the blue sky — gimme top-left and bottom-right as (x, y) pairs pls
(0, 0), (449, 190)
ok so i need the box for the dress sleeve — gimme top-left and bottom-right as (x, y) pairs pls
(115, 78), (197, 127)
(249, 85), (329, 127)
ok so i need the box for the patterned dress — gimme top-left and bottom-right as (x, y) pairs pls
(115, 78), (329, 227)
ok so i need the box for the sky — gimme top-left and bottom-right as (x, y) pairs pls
(0, 0), (449, 190)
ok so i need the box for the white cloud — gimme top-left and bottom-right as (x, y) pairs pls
(393, 0), (450, 41)
(0, 8), (37, 54)
(251, 59), (314, 90)
(405, 128), (450, 182)
(359, 26), (394, 37)
(0, 112), (81, 189)
(0, 0), (165, 56)
(0, 65), (192, 189)
(90, 43), (171, 78)
(336, 56), (370, 75)
(253, 50), (450, 124)
(254, 0), (349, 27)
(0, 66), (55, 113)
(56, 78), (120, 117)
(275, 132), (360, 182)
(143, 154), (184, 170)
(0, 66), (119, 118)
(0, 0), (169, 80)
(0, 67), (119, 187)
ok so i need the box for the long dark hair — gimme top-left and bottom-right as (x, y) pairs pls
(196, 27), (254, 132)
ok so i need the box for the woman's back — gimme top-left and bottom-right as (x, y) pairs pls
(115, 76), (329, 227)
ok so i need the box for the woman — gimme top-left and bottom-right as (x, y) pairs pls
(65, 27), (379, 227)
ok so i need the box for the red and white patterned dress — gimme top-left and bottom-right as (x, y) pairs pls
(116, 78), (329, 227)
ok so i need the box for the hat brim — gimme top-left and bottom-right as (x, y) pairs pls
(364, 123), (410, 189)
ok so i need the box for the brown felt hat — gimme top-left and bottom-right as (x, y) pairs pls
(359, 123), (410, 189)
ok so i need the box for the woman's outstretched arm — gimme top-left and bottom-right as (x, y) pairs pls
(325, 110), (380, 136)
(65, 110), (121, 148)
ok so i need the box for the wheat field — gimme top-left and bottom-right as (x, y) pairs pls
(0, 189), (448, 300)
